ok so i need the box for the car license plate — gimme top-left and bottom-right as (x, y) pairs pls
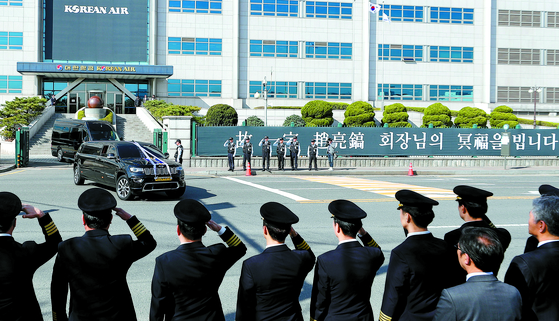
(155, 177), (172, 181)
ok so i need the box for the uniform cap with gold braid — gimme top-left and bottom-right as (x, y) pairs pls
(453, 185), (493, 204)
(174, 199), (211, 223)
(0, 191), (22, 222)
(539, 184), (559, 196)
(395, 189), (439, 209)
(260, 202), (299, 228)
(77, 188), (117, 217)
(328, 199), (367, 221)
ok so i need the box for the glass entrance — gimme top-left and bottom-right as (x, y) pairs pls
(106, 93), (124, 114)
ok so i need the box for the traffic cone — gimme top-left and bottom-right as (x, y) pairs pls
(407, 162), (415, 176)
(245, 162), (252, 176)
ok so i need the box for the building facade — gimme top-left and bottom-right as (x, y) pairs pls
(1, 0), (558, 114)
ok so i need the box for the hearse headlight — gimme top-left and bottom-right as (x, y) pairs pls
(130, 167), (143, 173)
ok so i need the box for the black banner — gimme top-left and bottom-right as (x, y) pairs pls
(196, 127), (559, 157)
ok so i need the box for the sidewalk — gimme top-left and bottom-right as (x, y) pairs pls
(2, 154), (558, 176)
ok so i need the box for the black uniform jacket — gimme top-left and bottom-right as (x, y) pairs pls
(150, 227), (246, 321)
(380, 233), (462, 321)
(505, 241), (559, 321)
(0, 214), (61, 321)
(236, 234), (315, 321)
(51, 216), (156, 321)
(310, 234), (384, 321)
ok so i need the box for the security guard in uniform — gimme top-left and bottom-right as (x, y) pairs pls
(150, 199), (247, 320)
(276, 137), (287, 171)
(236, 202), (315, 321)
(224, 137), (236, 171)
(308, 139), (318, 171)
(259, 136), (271, 171)
(444, 185), (511, 276)
(174, 139), (183, 164)
(380, 190), (461, 321)
(0, 192), (62, 320)
(310, 200), (384, 321)
(51, 188), (157, 321)
(289, 136), (300, 170)
(243, 137), (253, 171)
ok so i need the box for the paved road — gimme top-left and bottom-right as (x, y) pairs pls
(1, 160), (557, 320)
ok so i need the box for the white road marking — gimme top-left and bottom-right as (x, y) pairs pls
(224, 177), (309, 201)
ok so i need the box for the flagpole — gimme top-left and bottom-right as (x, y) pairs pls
(380, 0), (385, 114)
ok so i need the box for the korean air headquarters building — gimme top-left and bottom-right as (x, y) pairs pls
(2, 0), (559, 115)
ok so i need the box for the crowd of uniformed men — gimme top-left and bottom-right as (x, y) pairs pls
(1, 181), (558, 321)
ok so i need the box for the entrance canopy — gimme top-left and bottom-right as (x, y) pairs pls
(17, 62), (173, 80)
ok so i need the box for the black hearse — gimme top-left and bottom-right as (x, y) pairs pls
(51, 119), (119, 162)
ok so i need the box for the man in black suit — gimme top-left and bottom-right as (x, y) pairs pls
(444, 185), (511, 276)
(150, 199), (247, 320)
(51, 188), (157, 321)
(310, 200), (384, 321)
(433, 227), (522, 321)
(236, 202), (315, 320)
(505, 194), (559, 320)
(380, 190), (461, 321)
(524, 184), (559, 253)
(0, 192), (62, 321)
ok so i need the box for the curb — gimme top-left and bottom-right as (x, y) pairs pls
(0, 164), (16, 173)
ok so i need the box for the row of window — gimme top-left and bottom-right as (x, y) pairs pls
(168, 38), (222, 55)
(168, 79), (222, 97)
(378, 84), (474, 102)
(249, 81), (298, 98)
(497, 48), (559, 66)
(0, 76), (22, 93)
(378, 45), (473, 63)
(0, 0), (21, 5)
(380, 5), (473, 24)
(497, 87), (559, 104)
(169, 0), (222, 14)
(0, 32), (23, 50)
(498, 10), (559, 28)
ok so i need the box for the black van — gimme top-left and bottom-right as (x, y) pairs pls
(51, 119), (120, 162)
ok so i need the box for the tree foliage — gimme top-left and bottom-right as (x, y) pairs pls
(301, 100), (334, 127)
(422, 102), (453, 128)
(144, 100), (201, 122)
(382, 103), (411, 128)
(0, 97), (47, 139)
(454, 107), (488, 128)
(344, 101), (376, 127)
(490, 105), (518, 128)
(283, 114), (306, 127)
(205, 104), (238, 126)
(245, 115), (264, 126)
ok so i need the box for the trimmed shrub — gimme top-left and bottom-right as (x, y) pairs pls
(205, 104), (238, 126)
(382, 103), (411, 127)
(0, 96), (47, 140)
(283, 114), (306, 127)
(490, 105), (518, 128)
(422, 102), (452, 127)
(454, 107), (488, 128)
(245, 115), (264, 126)
(344, 101), (375, 127)
(331, 102), (349, 110)
(301, 100), (334, 127)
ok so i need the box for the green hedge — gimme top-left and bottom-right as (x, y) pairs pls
(254, 106), (303, 109)
(283, 114), (306, 127)
(344, 101), (375, 127)
(453, 107), (488, 128)
(490, 105), (518, 128)
(422, 102), (453, 127)
(245, 115), (264, 126)
(302, 100), (334, 126)
(206, 104), (238, 126)
(382, 103), (411, 127)
(0, 96), (47, 140)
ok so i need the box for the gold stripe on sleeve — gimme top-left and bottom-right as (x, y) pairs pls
(44, 222), (59, 236)
(131, 223), (147, 237)
(226, 235), (242, 247)
(379, 311), (392, 321)
(368, 239), (380, 248)
(295, 240), (310, 250)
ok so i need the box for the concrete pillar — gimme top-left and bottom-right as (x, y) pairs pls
(163, 116), (192, 167)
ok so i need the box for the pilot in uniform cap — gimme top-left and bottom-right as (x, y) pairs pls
(539, 184), (559, 196)
(174, 199), (211, 224)
(453, 185), (493, 204)
(260, 202), (299, 229)
(395, 189), (439, 209)
(328, 199), (367, 222)
(77, 188), (117, 218)
(0, 191), (22, 223)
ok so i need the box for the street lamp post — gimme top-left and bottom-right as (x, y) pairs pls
(254, 77), (268, 126)
(528, 86), (542, 129)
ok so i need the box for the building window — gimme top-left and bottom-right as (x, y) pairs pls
(0, 32), (23, 50)
(498, 48), (540, 65)
(429, 85), (473, 101)
(547, 49), (559, 65)
(167, 79), (222, 97)
(546, 87), (559, 103)
(250, 40), (298, 57)
(497, 86), (533, 103)
(0, 0), (22, 6)
(249, 81), (297, 98)
(306, 2), (352, 19)
(431, 7), (474, 24)
(498, 10), (540, 27)
(305, 42), (352, 59)
(379, 5), (423, 22)
(305, 82), (351, 99)
(548, 12), (559, 28)
(168, 37), (222, 55)
(169, 0), (222, 14)
(378, 44), (423, 61)
(250, 0), (298, 17)
(378, 84), (422, 100)
(430, 46), (473, 63)
(0, 76), (22, 93)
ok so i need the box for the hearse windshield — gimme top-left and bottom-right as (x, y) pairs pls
(89, 123), (119, 141)
(117, 144), (165, 159)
